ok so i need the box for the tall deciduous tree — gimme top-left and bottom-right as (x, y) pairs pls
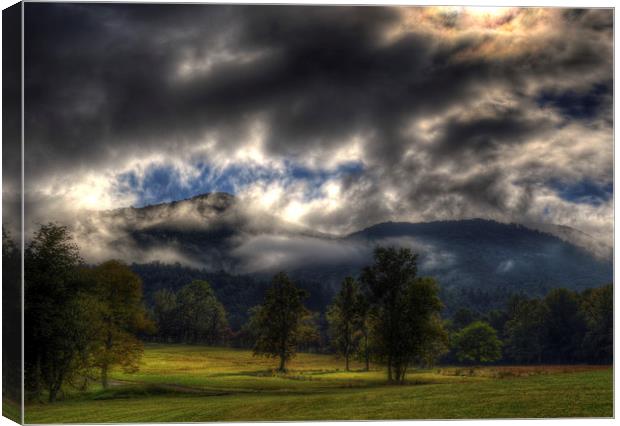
(453, 321), (502, 364)
(87, 260), (153, 389)
(327, 277), (360, 371)
(353, 292), (372, 371)
(361, 247), (445, 383)
(252, 272), (311, 372)
(24, 223), (95, 402)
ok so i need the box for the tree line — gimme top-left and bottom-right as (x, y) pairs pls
(243, 247), (612, 378)
(150, 281), (229, 344)
(444, 284), (612, 365)
(21, 224), (153, 402)
(15, 223), (613, 401)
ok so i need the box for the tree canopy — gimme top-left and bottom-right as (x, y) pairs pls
(24, 224), (153, 401)
(453, 321), (502, 364)
(151, 280), (229, 344)
(85, 260), (153, 388)
(327, 277), (363, 371)
(25, 223), (94, 402)
(251, 272), (312, 372)
(360, 247), (446, 383)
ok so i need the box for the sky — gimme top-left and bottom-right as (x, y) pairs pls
(17, 4), (613, 245)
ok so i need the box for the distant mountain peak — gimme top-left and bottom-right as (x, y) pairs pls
(126, 191), (235, 210)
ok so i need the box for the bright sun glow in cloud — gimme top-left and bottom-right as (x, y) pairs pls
(461, 6), (510, 17)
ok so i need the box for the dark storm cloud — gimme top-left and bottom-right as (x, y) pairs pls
(430, 110), (549, 159)
(24, 4), (491, 172)
(22, 5), (613, 248)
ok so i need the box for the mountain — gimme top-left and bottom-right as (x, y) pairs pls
(74, 192), (612, 302)
(74, 192), (329, 270)
(528, 222), (613, 261)
(344, 220), (612, 294)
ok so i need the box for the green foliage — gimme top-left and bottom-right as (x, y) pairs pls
(502, 287), (604, 365)
(580, 284), (612, 363)
(131, 262), (334, 332)
(85, 260), (154, 388)
(3, 228), (22, 402)
(483, 309), (509, 340)
(24, 223), (93, 402)
(361, 247), (446, 382)
(251, 272), (313, 371)
(297, 310), (322, 351)
(24, 224), (153, 402)
(177, 280), (230, 344)
(453, 321), (502, 364)
(152, 288), (179, 341)
(151, 280), (230, 345)
(327, 277), (360, 370)
(503, 296), (547, 364)
(542, 288), (586, 363)
(352, 292), (372, 371)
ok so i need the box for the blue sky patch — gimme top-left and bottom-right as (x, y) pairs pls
(115, 160), (365, 207)
(549, 178), (613, 206)
(537, 82), (610, 120)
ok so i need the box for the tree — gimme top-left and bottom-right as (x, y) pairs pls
(297, 310), (322, 353)
(152, 288), (179, 342)
(484, 309), (509, 340)
(416, 315), (449, 368)
(24, 223), (95, 402)
(327, 277), (360, 371)
(580, 284), (612, 364)
(177, 280), (229, 344)
(453, 321), (502, 364)
(3, 228), (22, 401)
(353, 292), (372, 371)
(86, 260), (153, 389)
(504, 296), (547, 364)
(360, 247), (445, 383)
(251, 272), (311, 372)
(543, 288), (586, 363)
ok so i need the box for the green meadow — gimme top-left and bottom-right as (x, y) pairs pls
(25, 344), (613, 423)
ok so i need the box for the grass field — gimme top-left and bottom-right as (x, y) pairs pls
(3, 397), (21, 424)
(24, 344), (613, 423)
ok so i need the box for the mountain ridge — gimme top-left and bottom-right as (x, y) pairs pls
(72, 192), (612, 296)
(105, 192), (611, 259)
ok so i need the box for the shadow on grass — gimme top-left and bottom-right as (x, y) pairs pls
(42, 369), (464, 405)
(87, 384), (229, 401)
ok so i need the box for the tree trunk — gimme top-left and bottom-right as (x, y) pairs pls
(48, 387), (57, 403)
(387, 356), (393, 381)
(364, 334), (370, 371)
(400, 365), (408, 384)
(35, 354), (43, 399)
(345, 345), (350, 371)
(102, 327), (113, 388)
(278, 353), (286, 372)
(393, 362), (401, 383)
(101, 364), (109, 389)
(48, 380), (61, 403)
